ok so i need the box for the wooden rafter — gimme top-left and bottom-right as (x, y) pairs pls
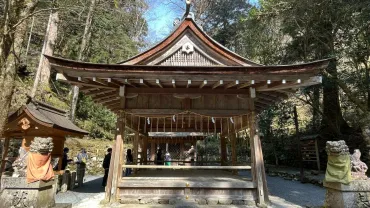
(86, 89), (116, 96)
(115, 78), (138, 88)
(199, 80), (207, 89)
(140, 79), (150, 87)
(93, 91), (119, 101)
(79, 86), (96, 92)
(225, 80), (239, 89)
(58, 74), (116, 89)
(156, 79), (163, 88)
(187, 80), (191, 88)
(237, 82), (251, 89)
(212, 80), (223, 89)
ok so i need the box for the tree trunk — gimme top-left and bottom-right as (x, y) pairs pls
(321, 60), (348, 137)
(31, 4), (59, 98)
(70, 0), (96, 121)
(0, 0), (39, 137)
(70, 85), (79, 121)
(312, 86), (320, 131)
(366, 63), (369, 111)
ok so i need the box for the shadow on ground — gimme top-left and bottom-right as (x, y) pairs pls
(72, 177), (105, 194)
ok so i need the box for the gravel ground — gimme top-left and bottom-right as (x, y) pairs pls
(267, 176), (325, 207)
(55, 175), (105, 207)
(55, 173), (325, 208)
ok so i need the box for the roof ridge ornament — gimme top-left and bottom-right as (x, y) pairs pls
(173, 0), (194, 27)
(185, 0), (192, 17)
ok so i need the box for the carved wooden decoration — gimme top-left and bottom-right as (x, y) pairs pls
(18, 117), (31, 130)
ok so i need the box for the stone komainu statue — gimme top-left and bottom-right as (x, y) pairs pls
(325, 140), (352, 184)
(11, 147), (29, 177)
(350, 149), (368, 180)
(26, 137), (55, 183)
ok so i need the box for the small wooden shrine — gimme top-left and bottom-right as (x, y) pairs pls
(45, 2), (330, 206)
(1, 98), (88, 175)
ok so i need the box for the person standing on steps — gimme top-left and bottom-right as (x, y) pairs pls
(102, 148), (112, 187)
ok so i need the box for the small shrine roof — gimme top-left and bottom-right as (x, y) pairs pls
(7, 99), (89, 136)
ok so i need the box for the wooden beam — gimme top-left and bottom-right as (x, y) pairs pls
(121, 165), (251, 170)
(212, 80), (223, 89)
(199, 80), (207, 89)
(124, 109), (251, 116)
(225, 80), (239, 89)
(156, 79), (163, 88)
(126, 87), (250, 95)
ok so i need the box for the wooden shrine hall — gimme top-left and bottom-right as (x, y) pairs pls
(46, 2), (330, 206)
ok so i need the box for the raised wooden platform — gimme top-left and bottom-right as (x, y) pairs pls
(117, 170), (257, 205)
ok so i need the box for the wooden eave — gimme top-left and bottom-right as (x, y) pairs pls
(119, 17), (261, 66)
(48, 54), (331, 124)
(46, 55), (331, 78)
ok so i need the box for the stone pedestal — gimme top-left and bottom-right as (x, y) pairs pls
(324, 180), (370, 208)
(0, 177), (55, 208)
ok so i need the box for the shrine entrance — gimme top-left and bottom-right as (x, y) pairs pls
(47, 2), (330, 205)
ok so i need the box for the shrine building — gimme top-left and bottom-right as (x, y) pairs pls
(45, 4), (330, 206)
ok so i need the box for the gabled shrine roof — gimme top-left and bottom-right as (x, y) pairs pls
(119, 17), (262, 67)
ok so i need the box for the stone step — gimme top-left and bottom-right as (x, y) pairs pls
(53, 203), (72, 208)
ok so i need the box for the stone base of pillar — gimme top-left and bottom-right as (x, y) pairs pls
(0, 177), (55, 208)
(324, 180), (370, 208)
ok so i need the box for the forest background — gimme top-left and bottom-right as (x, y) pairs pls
(0, 0), (369, 169)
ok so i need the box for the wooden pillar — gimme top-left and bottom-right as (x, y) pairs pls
(180, 140), (184, 160)
(106, 87), (127, 202)
(133, 132), (139, 164)
(142, 136), (148, 165)
(150, 140), (155, 163)
(249, 110), (269, 205)
(133, 132), (139, 174)
(0, 138), (10, 180)
(220, 136), (227, 166)
(105, 116), (122, 202)
(230, 133), (237, 173)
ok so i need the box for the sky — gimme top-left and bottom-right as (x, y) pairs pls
(144, 0), (259, 46)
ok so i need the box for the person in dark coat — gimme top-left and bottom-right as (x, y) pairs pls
(125, 149), (133, 176)
(102, 148), (112, 187)
(156, 148), (163, 165)
(61, 147), (73, 170)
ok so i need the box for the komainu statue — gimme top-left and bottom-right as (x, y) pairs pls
(26, 137), (55, 183)
(325, 140), (352, 184)
(350, 149), (368, 180)
(326, 140), (349, 156)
